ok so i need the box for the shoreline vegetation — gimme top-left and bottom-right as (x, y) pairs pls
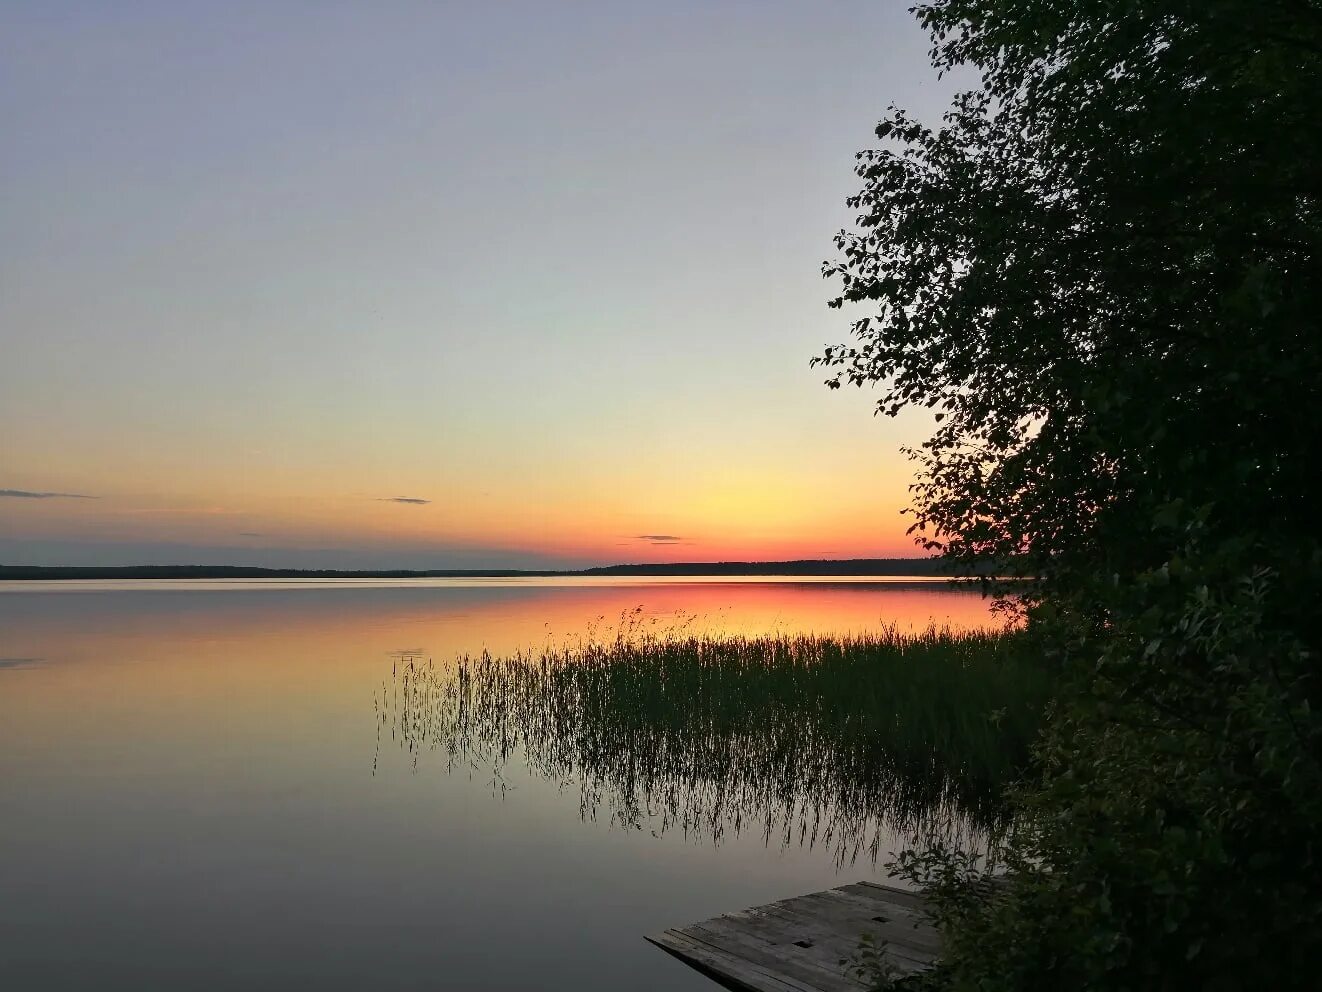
(0, 558), (990, 581)
(380, 621), (1050, 868)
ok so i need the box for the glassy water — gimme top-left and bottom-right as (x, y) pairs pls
(0, 578), (1001, 991)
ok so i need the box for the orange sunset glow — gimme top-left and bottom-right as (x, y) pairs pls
(0, 2), (953, 571)
(2, 379), (941, 566)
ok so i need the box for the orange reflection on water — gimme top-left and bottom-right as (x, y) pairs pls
(0, 579), (1002, 752)
(0, 576), (1008, 992)
(0, 577), (1000, 668)
(1, 578), (1001, 758)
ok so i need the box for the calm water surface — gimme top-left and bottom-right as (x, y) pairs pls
(0, 578), (995, 991)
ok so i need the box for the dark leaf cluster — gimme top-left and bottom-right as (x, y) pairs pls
(819, 1), (1322, 988)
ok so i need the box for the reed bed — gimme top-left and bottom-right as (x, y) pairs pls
(378, 619), (1050, 866)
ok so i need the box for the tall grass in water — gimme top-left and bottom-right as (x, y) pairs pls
(380, 619), (1050, 866)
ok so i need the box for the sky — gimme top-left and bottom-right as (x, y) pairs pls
(1, 1), (958, 569)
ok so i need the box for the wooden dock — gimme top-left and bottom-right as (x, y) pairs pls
(646, 881), (939, 992)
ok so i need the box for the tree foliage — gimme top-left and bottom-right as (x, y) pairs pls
(817, 0), (1321, 595)
(818, 1), (1322, 987)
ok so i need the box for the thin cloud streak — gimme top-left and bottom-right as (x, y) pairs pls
(121, 507), (241, 515)
(1, 488), (96, 500)
(635, 534), (684, 544)
(0, 658), (45, 670)
(379, 497), (431, 505)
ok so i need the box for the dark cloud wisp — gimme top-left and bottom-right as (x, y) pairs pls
(635, 534), (684, 544)
(0, 657), (45, 670)
(1, 489), (96, 500)
(379, 497), (431, 505)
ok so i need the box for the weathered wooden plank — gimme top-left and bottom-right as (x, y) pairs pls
(765, 890), (939, 956)
(745, 900), (938, 967)
(687, 919), (860, 992)
(746, 888), (935, 949)
(835, 883), (930, 925)
(772, 888), (941, 941)
(647, 928), (819, 992)
(852, 880), (930, 912)
(737, 904), (934, 973)
(647, 881), (941, 992)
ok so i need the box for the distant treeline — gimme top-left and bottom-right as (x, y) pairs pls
(0, 558), (965, 581)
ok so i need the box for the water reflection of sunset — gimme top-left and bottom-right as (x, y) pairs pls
(1, 578), (1000, 668)
(0, 579), (1005, 992)
(1, 580), (1001, 758)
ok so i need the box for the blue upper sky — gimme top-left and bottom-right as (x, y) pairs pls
(1, 1), (961, 568)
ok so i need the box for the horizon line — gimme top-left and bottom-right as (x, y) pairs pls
(0, 557), (959, 580)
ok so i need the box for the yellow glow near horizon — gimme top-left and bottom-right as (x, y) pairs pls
(0, 437), (925, 566)
(0, 3), (953, 569)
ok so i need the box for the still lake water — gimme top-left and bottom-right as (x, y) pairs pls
(0, 577), (995, 991)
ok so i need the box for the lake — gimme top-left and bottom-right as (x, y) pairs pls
(0, 577), (1002, 991)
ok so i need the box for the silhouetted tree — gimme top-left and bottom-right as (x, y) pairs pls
(819, 0), (1320, 600)
(819, 2), (1322, 987)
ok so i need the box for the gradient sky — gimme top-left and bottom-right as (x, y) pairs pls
(1, 1), (956, 569)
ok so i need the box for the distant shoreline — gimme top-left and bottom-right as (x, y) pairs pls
(0, 558), (978, 581)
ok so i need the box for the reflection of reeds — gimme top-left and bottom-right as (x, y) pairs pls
(379, 621), (1049, 867)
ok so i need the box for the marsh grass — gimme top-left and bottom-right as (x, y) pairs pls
(379, 617), (1049, 866)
